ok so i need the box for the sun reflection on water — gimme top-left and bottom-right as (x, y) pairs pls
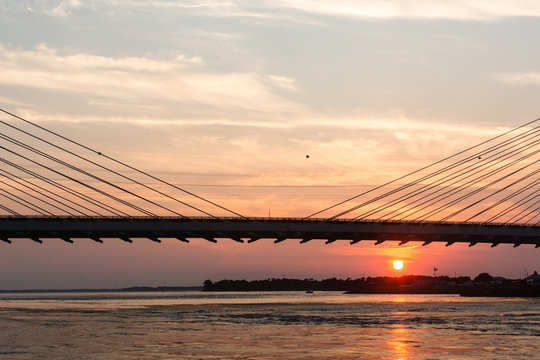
(388, 324), (412, 360)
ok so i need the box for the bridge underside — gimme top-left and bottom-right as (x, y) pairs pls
(0, 216), (538, 248)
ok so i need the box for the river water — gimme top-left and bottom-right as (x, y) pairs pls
(0, 291), (539, 359)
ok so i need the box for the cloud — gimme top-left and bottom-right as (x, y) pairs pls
(1, 0), (83, 17)
(6, 1), (540, 21)
(46, 0), (84, 17)
(102, 0), (540, 21)
(0, 43), (301, 115)
(269, 0), (540, 21)
(0, 96), (28, 107)
(493, 72), (540, 86)
(265, 75), (300, 92)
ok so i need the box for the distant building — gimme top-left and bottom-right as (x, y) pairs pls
(525, 271), (540, 285)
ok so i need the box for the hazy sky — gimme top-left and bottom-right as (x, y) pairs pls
(1, 0), (539, 289)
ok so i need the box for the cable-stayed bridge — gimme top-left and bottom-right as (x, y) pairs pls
(0, 108), (538, 247)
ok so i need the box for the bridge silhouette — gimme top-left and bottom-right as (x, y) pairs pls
(0, 108), (538, 247)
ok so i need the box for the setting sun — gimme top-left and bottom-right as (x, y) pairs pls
(393, 260), (404, 271)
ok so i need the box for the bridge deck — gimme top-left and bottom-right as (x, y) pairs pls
(0, 216), (538, 247)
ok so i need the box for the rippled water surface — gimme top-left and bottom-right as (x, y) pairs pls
(1, 291), (539, 359)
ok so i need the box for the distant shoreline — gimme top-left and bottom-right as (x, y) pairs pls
(3, 274), (540, 297)
(0, 286), (203, 294)
(202, 275), (540, 297)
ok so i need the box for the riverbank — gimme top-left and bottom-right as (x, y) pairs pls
(459, 284), (540, 297)
(203, 275), (540, 297)
(0, 286), (202, 294)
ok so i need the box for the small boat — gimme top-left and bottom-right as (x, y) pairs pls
(305, 290), (314, 294)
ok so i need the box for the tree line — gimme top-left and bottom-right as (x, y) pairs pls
(203, 275), (474, 293)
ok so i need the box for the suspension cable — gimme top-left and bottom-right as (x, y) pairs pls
(0, 119), (216, 217)
(408, 148), (540, 221)
(391, 138), (540, 221)
(362, 133), (540, 221)
(330, 125), (540, 219)
(0, 146), (154, 217)
(0, 188), (52, 216)
(0, 108), (245, 218)
(487, 189), (540, 223)
(464, 177), (540, 222)
(0, 203), (20, 216)
(305, 118), (540, 218)
(0, 176), (78, 216)
(440, 162), (540, 221)
(0, 157), (119, 216)
(510, 203), (540, 224)
(505, 197), (540, 223)
(0, 168), (90, 216)
(0, 132), (187, 217)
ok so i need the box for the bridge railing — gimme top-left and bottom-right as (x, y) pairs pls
(0, 215), (537, 228)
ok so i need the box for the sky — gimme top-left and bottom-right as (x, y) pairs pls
(0, 0), (539, 289)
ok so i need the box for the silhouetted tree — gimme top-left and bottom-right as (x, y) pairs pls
(474, 273), (493, 282)
(203, 280), (213, 291)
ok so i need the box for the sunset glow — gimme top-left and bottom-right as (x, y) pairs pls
(393, 260), (404, 271)
(0, 1), (539, 290)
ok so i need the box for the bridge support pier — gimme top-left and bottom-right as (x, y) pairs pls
(84, 232), (103, 243)
(30, 237), (42, 244)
